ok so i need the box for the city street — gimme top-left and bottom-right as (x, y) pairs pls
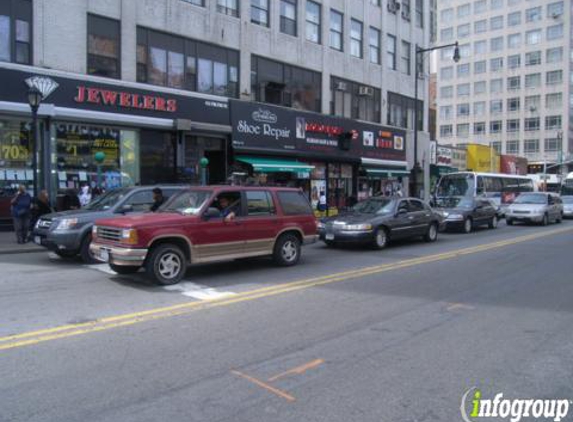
(1, 221), (573, 422)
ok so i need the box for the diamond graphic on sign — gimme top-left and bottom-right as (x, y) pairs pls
(25, 76), (59, 99)
(252, 108), (277, 124)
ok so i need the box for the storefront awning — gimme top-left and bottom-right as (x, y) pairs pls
(361, 157), (409, 177)
(236, 156), (315, 173)
(364, 168), (410, 176)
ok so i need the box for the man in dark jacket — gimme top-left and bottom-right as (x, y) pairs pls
(29, 190), (54, 239)
(150, 187), (165, 212)
(11, 185), (32, 244)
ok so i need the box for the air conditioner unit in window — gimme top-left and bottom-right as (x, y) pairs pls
(358, 86), (374, 96)
(552, 12), (562, 19)
(402, 10), (410, 20)
(529, 105), (537, 113)
(335, 82), (348, 91)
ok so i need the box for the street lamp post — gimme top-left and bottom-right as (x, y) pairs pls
(412, 41), (460, 198)
(27, 87), (43, 198)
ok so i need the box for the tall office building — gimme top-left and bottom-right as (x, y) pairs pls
(0, 0), (433, 207)
(436, 0), (571, 172)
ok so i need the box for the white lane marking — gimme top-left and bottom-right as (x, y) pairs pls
(163, 282), (237, 301)
(48, 252), (60, 260)
(87, 264), (118, 275)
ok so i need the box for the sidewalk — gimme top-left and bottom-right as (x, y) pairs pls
(0, 230), (44, 255)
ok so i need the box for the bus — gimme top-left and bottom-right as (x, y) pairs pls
(434, 172), (535, 209)
(561, 172), (573, 196)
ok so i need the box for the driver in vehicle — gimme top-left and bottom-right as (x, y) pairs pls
(218, 196), (239, 221)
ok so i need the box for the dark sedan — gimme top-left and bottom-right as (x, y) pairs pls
(318, 197), (442, 249)
(433, 197), (499, 233)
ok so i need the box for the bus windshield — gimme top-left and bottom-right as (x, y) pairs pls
(435, 174), (475, 197)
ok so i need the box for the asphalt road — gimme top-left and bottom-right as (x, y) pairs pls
(1, 220), (573, 422)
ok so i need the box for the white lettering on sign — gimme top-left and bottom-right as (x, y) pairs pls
(263, 124), (290, 140)
(237, 120), (261, 135)
(236, 120), (291, 140)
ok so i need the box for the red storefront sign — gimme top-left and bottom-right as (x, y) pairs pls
(74, 85), (178, 112)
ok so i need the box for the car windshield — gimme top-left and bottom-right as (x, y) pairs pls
(84, 188), (128, 211)
(162, 190), (212, 215)
(352, 198), (395, 215)
(513, 193), (547, 205)
(433, 196), (474, 208)
(561, 196), (573, 204)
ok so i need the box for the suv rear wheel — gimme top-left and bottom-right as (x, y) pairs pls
(273, 233), (301, 266)
(145, 243), (187, 285)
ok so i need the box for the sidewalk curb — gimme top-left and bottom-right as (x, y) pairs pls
(0, 248), (45, 255)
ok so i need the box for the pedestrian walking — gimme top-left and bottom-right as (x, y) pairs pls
(11, 185), (32, 244)
(317, 190), (327, 215)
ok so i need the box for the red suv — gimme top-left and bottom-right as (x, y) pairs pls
(90, 186), (318, 285)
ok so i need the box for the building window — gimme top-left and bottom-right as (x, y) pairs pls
(525, 6), (541, 22)
(280, 0), (297, 36)
(507, 33), (521, 49)
(507, 54), (520, 69)
(305, 1), (321, 44)
(400, 40), (410, 73)
(459, 43), (470, 59)
(441, 8), (454, 22)
(474, 40), (486, 55)
(545, 137), (562, 152)
(507, 76), (520, 91)
(474, 20), (487, 34)
(474, 60), (486, 74)
(181, 0), (204, 6)
(506, 140), (519, 155)
(457, 3), (471, 18)
(474, 0), (487, 13)
(217, 0), (239, 17)
(252, 55), (321, 112)
(457, 24), (470, 39)
(547, 2), (564, 18)
(490, 121), (502, 133)
(137, 27), (239, 97)
(490, 37), (503, 52)
(474, 81), (486, 94)
(525, 29), (542, 45)
(507, 11), (521, 26)
(350, 19), (363, 58)
(415, 0), (423, 28)
(439, 105), (453, 119)
(370, 28), (381, 65)
(441, 27), (454, 42)
(507, 119), (520, 132)
(524, 139), (539, 154)
(474, 101), (486, 116)
(490, 57), (503, 72)
(457, 63), (470, 78)
(441, 66), (453, 80)
(332, 77), (381, 123)
(545, 116), (562, 130)
(457, 83), (471, 97)
(524, 95), (540, 112)
(546, 47), (562, 64)
(329, 10), (343, 51)
(547, 24), (563, 41)
(490, 99), (503, 114)
(370, 0), (381, 6)
(457, 103), (470, 117)
(490, 16), (503, 31)
(524, 118), (540, 131)
(490, 78), (503, 94)
(440, 86), (453, 99)
(507, 97), (520, 112)
(87, 15), (120, 79)
(386, 34), (396, 70)
(457, 123), (470, 138)
(546, 70), (562, 85)
(490, 0), (503, 10)
(440, 125), (453, 137)
(251, 0), (269, 27)
(402, 0), (411, 20)
(525, 51), (541, 66)
(546, 93), (561, 110)
(387, 91), (423, 129)
(0, 0), (32, 64)
(474, 122), (486, 134)
(525, 73), (541, 89)
(491, 142), (502, 154)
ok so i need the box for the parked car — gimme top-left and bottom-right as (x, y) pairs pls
(505, 192), (563, 226)
(434, 197), (499, 233)
(90, 187), (318, 285)
(562, 196), (573, 218)
(33, 185), (185, 263)
(317, 197), (442, 249)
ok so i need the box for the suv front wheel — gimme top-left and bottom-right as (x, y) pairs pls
(145, 243), (187, 285)
(273, 234), (301, 267)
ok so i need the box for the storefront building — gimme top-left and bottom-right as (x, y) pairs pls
(429, 142), (455, 193)
(229, 100), (407, 213)
(0, 63), (231, 201)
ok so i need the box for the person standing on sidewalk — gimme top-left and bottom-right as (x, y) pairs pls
(29, 190), (53, 239)
(11, 185), (32, 244)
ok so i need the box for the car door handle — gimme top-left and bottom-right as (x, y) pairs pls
(408, 216), (414, 220)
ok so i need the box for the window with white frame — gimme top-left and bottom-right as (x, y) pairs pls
(491, 142), (502, 154)
(524, 95), (540, 111)
(441, 86), (453, 98)
(524, 118), (540, 131)
(546, 47), (562, 63)
(506, 140), (519, 154)
(507, 97), (520, 112)
(525, 6), (541, 22)
(525, 51), (541, 66)
(490, 0), (503, 10)
(370, 28), (381, 64)
(350, 19), (363, 58)
(525, 29), (542, 45)
(507, 11), (521, 26)
(440, 105), (453, 119)
(305, 1), (321, 43)
(547, 2), (564, 18)
(524, 139), (539, 153)
(547, 24), (563, 41)
(217, 0), (240, 17)
(474, 20), (487, 34)
(490, 99), (503, 114)
(457, 24), (471, 38)
(457, 83), (471, 97)
(508, 54), (521, 69)
(474, 122), (486, 134)
(474, 101), (486, 115)
(400, 40), (410, 73)
(474, 0), (487, 13)
(441, 66), (453, 80)
(386, 34), (396, 70)
(545, 115), (561, 130)
(440, 125), (453, 137)
(441, 27), (454, 42)
(441, 8), (454, 22)
(415, 0), (424, 28)
(474, 60), (486, 74)
(544, 137), (562, 152)
(490, 16), (503, 31)
(507, 119), (520, 132)
(507, 33), (521, 49)
(507, 76), (520, 91)
(329, 10), (343, 51)
(490, 57), (503, 72)
(474, 40), (487, 55)
(280, 0), (297, 36)
(457, 103), (470, 116)
(546, 70), (562, 85)
(457, 63), (470, 78)
(490, 120), (502, 133)
(490, 78), (503, 93)
(402, 0), (411, 20)
(474, 81), (486, 94)
(546, 93), (561, 109)
(459, 44), (470, 58)
(251, 0), (269, 27)
(525, 73), (541, 88)
(457, 123), (470, 137)
(457, 3), (471, 18)
(490, 37), (503, 52)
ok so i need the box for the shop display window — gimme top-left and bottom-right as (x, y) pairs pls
(0, 118), (33, 194)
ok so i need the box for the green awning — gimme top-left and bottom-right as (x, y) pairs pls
(236, 156), (315, 173)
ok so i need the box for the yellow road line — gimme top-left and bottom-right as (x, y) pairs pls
(1, 225), (571, 352)
(267, 359), (324, 382)
(231, 370), (296, 402)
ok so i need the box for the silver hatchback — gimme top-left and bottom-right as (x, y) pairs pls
(562, 196), (573, 218)
(505, 192), (564, 226)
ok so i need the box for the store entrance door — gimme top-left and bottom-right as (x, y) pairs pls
(180, 135), (227, 185)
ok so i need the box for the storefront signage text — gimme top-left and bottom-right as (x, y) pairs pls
(305, 122), (344, 137)
(74, 86), (177, 112)
(236, 120), (291, 141)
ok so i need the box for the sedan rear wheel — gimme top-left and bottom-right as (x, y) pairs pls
(424, 223), (438, 242)
(488, 215), (498, 229)
(463, 217), (472, 234)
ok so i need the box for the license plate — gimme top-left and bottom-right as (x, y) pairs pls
(325, 233), (335, 240)
(34, 236), (41, 245)
(99, 249), (109, 262)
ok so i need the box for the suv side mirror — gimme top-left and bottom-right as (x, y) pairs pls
(117, 204), (134, 214)
(202, 207), (221, 220)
